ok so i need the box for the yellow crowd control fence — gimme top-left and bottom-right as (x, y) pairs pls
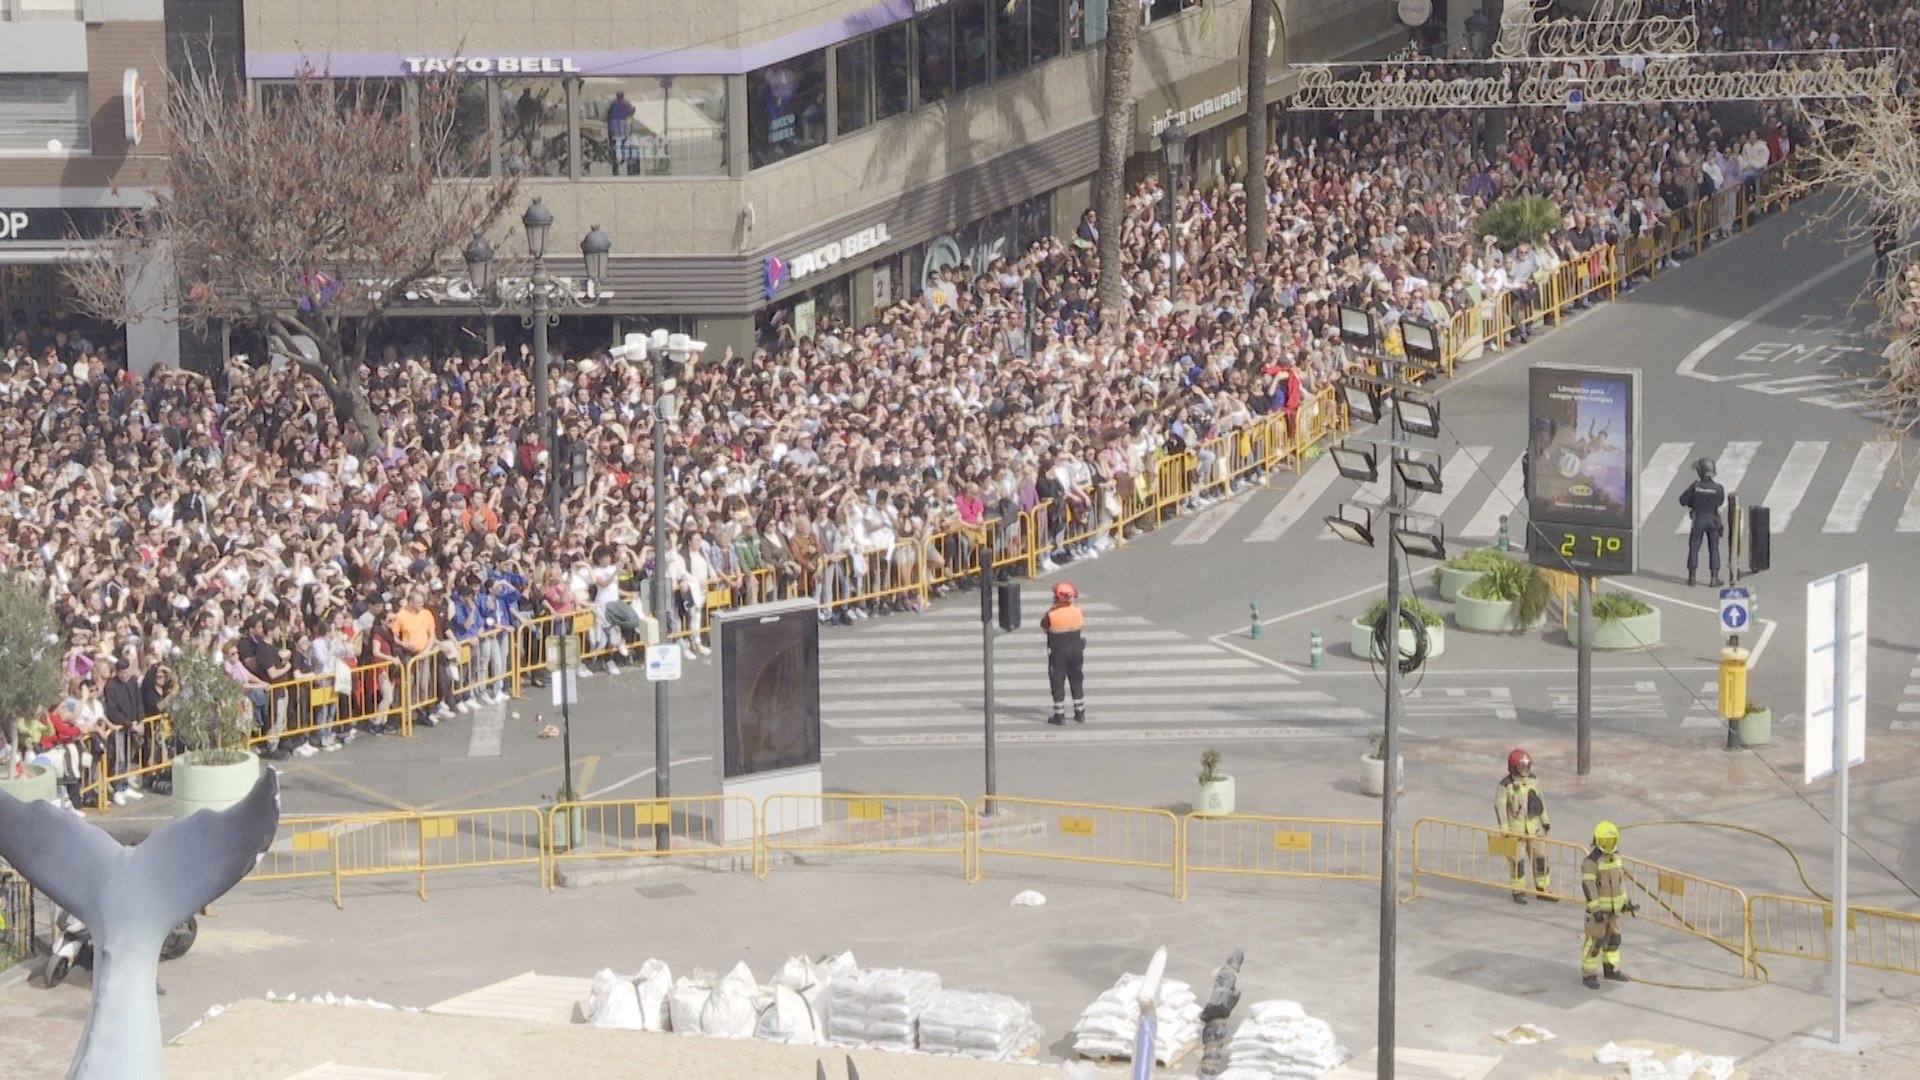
(1179, 814), (1383, 901)
(547, 796), (758, 889)
(761, 794), (975, 881)
(1749, 893), (1920, 978)
(970, 796), (1181, 898)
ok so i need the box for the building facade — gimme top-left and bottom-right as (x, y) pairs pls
(241, 0), (1404, 357)
(0, 0), (179, 370)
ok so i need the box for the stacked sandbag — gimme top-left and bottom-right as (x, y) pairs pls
(1217, 1000), (1351, 1079)
(1070, 973), (1203, 1065)
(697, 961), (761, 1038)
(584, 960), (673, 1032)
(825, 967), (942, 1051)
(917, 989), (1043, 1062)
(756, 954), (841, 1044)
(667, 971), (714, 1035)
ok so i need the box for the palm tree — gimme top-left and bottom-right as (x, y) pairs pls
(1245, 0), (1277, 261)
(1095, 1), (1140, 320)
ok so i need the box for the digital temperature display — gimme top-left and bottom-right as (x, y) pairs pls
(1530, 523), (1637, 575)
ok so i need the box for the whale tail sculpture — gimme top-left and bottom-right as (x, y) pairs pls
(0, 769), (281, 1080)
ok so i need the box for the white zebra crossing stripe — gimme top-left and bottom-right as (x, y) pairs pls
(1174, 497), (1250, 545)
(823, 644), (1229, 663)
(1461, 455), (1525, 538)
(822, 658), (1263, 679)
(825, 673), (1306, 694)
(1676, 442), (1759, 533)
(1757, 441), (1827, 533)
(1897, 481), (1920, 533)
(1637, 442), (1694, 527)
(1823, 442), (1896, 533)
(1246, 458), (1338, 542)
(1412, 447), (1491, 517)
(830, 690), (1342, 712)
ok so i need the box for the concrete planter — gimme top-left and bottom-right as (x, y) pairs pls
(1738, 707), (1772, 748)
(1350, 617), (1447, 661)
(550, 806), (587, 852)
(1193, 776), (1236, 817)
(1360, 754), (1404, 797)
(171, 751), (261, 819)
(1568, 608), (1663, 650)
(0, 763), (58, 804)
(1455, 592), (1548, 634)
(1437, 566), (1487, 602)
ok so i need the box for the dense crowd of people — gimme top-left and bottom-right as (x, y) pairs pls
(3, 3), (1913, 807)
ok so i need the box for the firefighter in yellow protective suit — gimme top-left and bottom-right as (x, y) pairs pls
(1495, 749), (1557, 904)
(1581, 820), (1637, 988)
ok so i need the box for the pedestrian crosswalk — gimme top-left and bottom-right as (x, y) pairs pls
(1179, 439), (1920, 548)
(819, 590), (1368, 736)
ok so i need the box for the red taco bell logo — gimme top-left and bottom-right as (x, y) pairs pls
(764, 256), (786, 299)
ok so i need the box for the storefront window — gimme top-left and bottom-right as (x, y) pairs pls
(835, 38), (872, 136)
(435, 80), (493, 177)
(497, 79), (569, 177)
(1070, 0), (1109, 51)
(749, 50), (829, 169)
(336, 78), (405, 121)
(578, 76), (728, 177)
(917, 9), (955, 104)
(875, 25), (912, 119)
(995, 0), (1031, 77)
(953, 0), (991, 94)
(1031, 0), (1064, 63)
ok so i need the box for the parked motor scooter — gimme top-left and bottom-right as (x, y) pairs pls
(44, 906), (198, 988)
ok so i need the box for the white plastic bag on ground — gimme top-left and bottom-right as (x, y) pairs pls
(585, 969), (645, 1031)
(668, 975), (713, 1034)
(755, 984), (820, 1044)
(699, 962), (760, 1038)
(1010, 890), (1047, 907)
(633, 958), (672, 1033)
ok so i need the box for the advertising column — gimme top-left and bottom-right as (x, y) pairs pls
(1526, 364), (1641, 575)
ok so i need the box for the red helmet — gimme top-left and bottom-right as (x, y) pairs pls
(1053, 581), (1077, 603)
(1508, 749), (1532, 774)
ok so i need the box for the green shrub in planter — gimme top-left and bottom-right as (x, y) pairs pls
(0, 572), (63, 762)
(1458, 560), (1551, 631)
(1444, 547), (1513, 574)
(1361, 596), (1443, 629)
(170, 648), (257, 763)
(1474, 194), (1561, 250)
(1569, 590), (1663, 650)
(1592, 591), (1653, 620)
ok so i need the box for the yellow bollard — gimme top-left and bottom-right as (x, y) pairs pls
(1719, 647), (1750, 751)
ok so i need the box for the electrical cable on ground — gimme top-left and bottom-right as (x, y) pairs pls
(1430, 414), (1920, 903)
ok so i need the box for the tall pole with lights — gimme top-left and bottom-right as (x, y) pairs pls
(1159, 121), (1187, 298)
(1323, 308), (1449, 1080)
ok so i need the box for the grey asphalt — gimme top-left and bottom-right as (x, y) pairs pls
(49, 199), (1920, 1075)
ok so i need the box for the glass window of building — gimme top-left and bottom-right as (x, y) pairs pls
(335, 78), (405, 121)
(1070, 0), (1109, 51)
(1030, 0), (1064, 62)
(430, 80), (493, 177)
(579, 76), (728, 177)
(0, 74), (88, 152)
(497, 79), (569, 177)
(994, 0), (1031, 77)
(748, 49), (828, 169)
(874, 25), (912, 119)
(1148, 0), (1202, 23)
(917, 8), (954, 104)
(953, 0), (991, 94)
(835, 37), (872, 135)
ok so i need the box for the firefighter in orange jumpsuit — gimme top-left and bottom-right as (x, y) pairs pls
(1043, 581), (1086, 725)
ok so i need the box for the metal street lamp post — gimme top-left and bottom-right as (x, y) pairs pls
(461, 197), (614, 532)
(1159, 120), (1188, 298)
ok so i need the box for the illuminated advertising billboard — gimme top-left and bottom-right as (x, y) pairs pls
(1527, 365), (1640, 575)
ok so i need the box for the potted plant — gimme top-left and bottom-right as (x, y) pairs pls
(1438, 546), (1511, 602)
(548, 783), (587, 852)
(1351, 597), (1447, 661)
(1568, 590), (1663, 650)
(168, 647), (261, 819)
(0, 573), (64, 805)
(1473, 194), (1561, 250)
(1456, 559), (1551, 633)
(1737, 701), (1771, 748)
(1193, 749), (1235, 816)
(1360, 733), (1404, 797)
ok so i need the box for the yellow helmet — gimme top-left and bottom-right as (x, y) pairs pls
(1593, 820), (1620, 854)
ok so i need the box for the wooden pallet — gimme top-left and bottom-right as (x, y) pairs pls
(1076, 1038), (1199, 1069)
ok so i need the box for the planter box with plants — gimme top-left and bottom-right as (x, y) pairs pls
(1360, 733), (1404, 797)
(1567, 591), (1663, 650)
(1193, 749), (1235, 816)
(1455, 558), (1551, 634)
(1438, 546), (1510, 602)
(1737, 702), (1771, 748)
(168, 648), (262, 819)
(1351, 597), (1446, 661)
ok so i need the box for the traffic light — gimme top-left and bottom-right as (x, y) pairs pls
(1748, 505), (1771, 573)
(996, 577), (1021, 632)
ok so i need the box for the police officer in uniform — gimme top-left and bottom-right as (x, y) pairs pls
(1495, 749), (1557, 904)
(1580, 821), (1638, 988)
(1043, 581), (1087, 725)
(1677, 457), (1726, 587)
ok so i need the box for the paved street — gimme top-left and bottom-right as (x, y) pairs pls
(40, 199), (1920, 1076)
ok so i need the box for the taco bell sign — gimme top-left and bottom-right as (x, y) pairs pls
(785, 224), (892, 286)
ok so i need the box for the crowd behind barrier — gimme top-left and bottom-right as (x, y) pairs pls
(0, 0), (1888, 811)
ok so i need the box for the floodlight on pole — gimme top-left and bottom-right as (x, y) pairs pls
(1395, 391), (1440, 438)
(1394, 518), (1448, 560)
(1340, 378), (1385, 425)
(1393, 452), (1444, 494)
(1331, 441), (1380, 484)
(1324, 504), (1376, 547)
(1339, 304), (1376, 347)
(1399, 318), (1440, 365)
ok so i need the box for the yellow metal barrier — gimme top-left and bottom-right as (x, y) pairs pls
(1408, 816), (1592, 906)
(414, 805), (547, 899)
(249, 812), (415, 908)
(1750, 893), (1920, 977)
(250, 808), (547, 908)
(760, 794), (973, 880)
(972, 796), (1180, 898)
(546, 796), (759, 889)
(1180, 814), (1382, 901)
